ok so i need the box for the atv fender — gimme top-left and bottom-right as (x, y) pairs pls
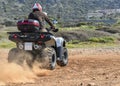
(55, 37), (64, 47)
(49, 36), (65, 48)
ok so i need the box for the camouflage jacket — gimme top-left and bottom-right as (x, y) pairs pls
(28, 11), (54, 29)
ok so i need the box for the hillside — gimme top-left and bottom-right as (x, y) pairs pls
(0, 0), (120, 25)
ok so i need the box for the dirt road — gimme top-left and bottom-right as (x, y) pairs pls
(0, 47), (120, 86)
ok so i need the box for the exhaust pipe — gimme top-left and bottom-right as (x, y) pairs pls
(34, 45), (39, 50)
(18, 43), (23, 49)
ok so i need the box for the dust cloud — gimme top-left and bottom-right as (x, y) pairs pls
(0, 54), (51, 85)
(0, 61), (36, 85)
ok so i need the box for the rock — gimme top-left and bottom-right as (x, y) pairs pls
(80, 83), (83, 86)
(92, 77), (96, 80)
(87, 83), (97, 86)
(106, 77), (109, 79)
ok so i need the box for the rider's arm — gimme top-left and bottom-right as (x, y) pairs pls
(28, 13), (33, 19)
(43, 13), (55, 29)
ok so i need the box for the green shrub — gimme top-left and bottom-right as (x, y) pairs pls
(0, 35), (2, 39)
(4, 20), (16, 26)
(88, 37), (100, 42)
(56, 29), (111, 42)
(76, 22), (88, 26)
(68, 40), (80, 44)
(97, 26), (120, 34)
(0, 41), (15, 48)
(80, 25), (96, 29)
(88, 36), (116, 43)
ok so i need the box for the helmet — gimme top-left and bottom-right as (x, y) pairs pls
(32, 3), (42, 11)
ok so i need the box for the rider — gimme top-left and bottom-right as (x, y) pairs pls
(28, 3), (63, 61)
(28, 3), (57, 32)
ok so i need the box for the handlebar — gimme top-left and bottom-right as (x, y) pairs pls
(46, 27), (59, 32)
(52, 29), (59, 32)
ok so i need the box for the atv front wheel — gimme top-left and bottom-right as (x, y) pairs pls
(44, 47), (57, 70)
(57, 48), (68, 66)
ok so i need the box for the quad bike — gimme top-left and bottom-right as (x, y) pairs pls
(7, 19), (68, 70)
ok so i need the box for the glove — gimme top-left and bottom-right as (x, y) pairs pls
(50, 26), (58, 32)
(52, 29), (59, 32)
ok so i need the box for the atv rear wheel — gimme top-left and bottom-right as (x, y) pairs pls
(36, 47), (57, 70)
(8, 48), (33, 67)
(8, 48), (25, 65)
(57, 48), (68, 67)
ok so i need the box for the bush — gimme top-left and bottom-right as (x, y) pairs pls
(0, 25), (5, 29)
(80, 25), (96, 29)
(0, 35), (2, 39)
(4, 20), (16, 26)
(97, 26), (120, 34)
(55, 30), (111, 42)
(0, 40), (15, 48)
(88, 36), (116, 43)
(68, 40), (80, 44)
(76, 22), (88, 26)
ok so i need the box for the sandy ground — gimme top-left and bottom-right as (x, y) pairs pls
(0, 47), (120, 86)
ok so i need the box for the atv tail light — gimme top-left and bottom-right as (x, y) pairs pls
(40, 34), (45, 39)
(38, 41), (42, 45)
(13, 34), (18, 38)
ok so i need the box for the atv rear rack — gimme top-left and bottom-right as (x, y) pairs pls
(7, 32), (53, 42)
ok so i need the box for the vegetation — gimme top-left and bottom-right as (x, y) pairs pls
(0, 0), (120, 26)
(0, 24), (119, 49)
(88, 36), (117, 43)
(67, 42), (120, 48)
(0, 0), (120, 49)
(0, 41), (15, 48)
